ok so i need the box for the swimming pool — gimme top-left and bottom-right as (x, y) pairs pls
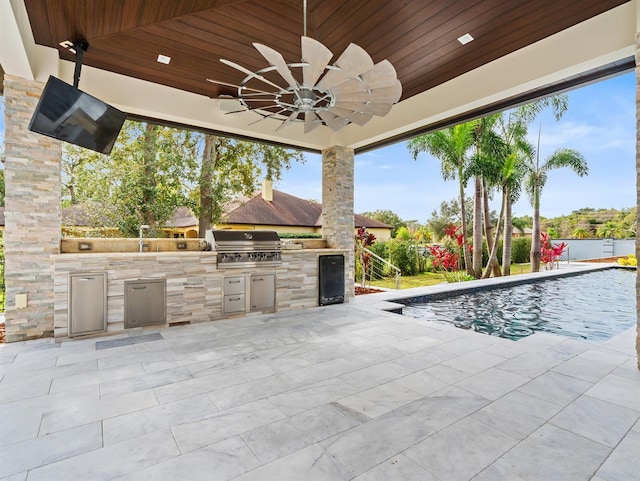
(398, 268), (636, 342)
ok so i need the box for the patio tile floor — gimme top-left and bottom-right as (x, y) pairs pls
(0, 273), (638, 480)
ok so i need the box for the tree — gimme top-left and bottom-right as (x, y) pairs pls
(512, 216), (532, 232)
(482, 152), (520, 278)
(61, 121), (303, 237)
(486, 96), (569, 275)
(468, 114), (505, 277)
(408, 122), (476, 275)
(197, 134), (217, 237)
(571, 227), (590, 239)
(426, 198), (472, 241)
(596, 221), (621, 239)
(191, 137), (303, 233)
(524, 135), (588, 271)
(359, 209), (406, 238)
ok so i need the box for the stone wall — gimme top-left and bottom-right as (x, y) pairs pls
(322, 146), (355, 300)
(53, 249), (345, 338)
(3, 75), (61, 342)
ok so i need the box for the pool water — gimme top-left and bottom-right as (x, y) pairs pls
(400, 268), (636, 342)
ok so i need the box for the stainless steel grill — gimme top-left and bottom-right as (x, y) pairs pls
(206, 230), (282, 268)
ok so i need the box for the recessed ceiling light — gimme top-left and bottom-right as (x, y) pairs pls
(157, 54), (171, 65)
(457, 33), (474, 45)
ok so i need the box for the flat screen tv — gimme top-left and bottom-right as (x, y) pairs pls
(28, 76), (127, 155)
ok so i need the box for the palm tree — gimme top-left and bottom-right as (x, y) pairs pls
(524, 133), (588, 271)
(482, 152), (520, 278)
(408, 122), (476, 275)
(494, 96), (569, 275)
(572, 227), (590, 239)
(469, 115), (504, 278)
(596, 221), (620, 239)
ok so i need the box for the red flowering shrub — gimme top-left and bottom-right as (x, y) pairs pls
(540, 232), (567, 267)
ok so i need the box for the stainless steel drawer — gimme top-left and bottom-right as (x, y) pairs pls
(224, 294), (246, 313)
(223, 276), (246, 295)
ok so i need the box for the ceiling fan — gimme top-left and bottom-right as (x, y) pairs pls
(207, 1), (402, 134)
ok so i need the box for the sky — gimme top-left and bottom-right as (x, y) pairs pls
(276, 71), (637, 223)
(1, 71), (636, 223)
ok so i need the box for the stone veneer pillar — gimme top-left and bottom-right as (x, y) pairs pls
(322, 145), (354, 300)
(3, 75), (61, 342)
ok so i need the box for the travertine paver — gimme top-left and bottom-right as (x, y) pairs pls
(0, 278), (638, 480)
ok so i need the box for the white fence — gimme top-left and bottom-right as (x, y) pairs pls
(551, 238), (635, 260)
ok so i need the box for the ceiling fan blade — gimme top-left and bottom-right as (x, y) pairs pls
(275, 110), (300, 132)
(334, 101), (393, 116)
(247, 108), (289, 125)
(301, 36), (333, 88)
(253, 43), (299, 90)
(304, 111), (322, 134)
(327, 107), (373, 127)
(331, 79), (402, 103)
(317, 43), (375, 91)
(220, 58), (285, 91)
(360, 60), (399, 89)
(207, 78), (274, 95)
(318, 110), (349, 132)
(334, 85), (402, 104)
(347, 111), (373, 126)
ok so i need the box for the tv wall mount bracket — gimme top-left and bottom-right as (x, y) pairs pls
(59, 39), (89, 88)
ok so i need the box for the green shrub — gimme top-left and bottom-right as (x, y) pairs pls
(388, 239), (420, 276)
(278, 232), (323, 239)
(368, 241), (389, 279)
(444, 271), (475, 283)
(511, 237), (531, 264)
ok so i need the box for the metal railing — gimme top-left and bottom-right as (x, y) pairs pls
(357, 247), (401, 289)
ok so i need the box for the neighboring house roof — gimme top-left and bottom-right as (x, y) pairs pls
(222, 189), (391, 229)
(61, 203), (115, 227)
(2, 194), (388, 231)
(165, 206), (197, 228)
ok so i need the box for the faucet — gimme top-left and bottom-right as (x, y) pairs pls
(139, 225), (150, 252)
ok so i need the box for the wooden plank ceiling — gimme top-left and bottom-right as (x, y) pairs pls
(25, 0), (628, 103)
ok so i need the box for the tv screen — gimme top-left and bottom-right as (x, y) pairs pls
(28, 76), (127, 155)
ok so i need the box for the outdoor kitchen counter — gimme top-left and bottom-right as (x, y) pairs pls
(52, 248), (349, 338)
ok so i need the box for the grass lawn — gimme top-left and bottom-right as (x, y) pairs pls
(368, 263), (532, 290)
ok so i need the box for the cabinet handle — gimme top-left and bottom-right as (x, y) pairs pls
(230, 297), (241, 301)
(78, 278), (95, 282)
(132, 286), (147, 290)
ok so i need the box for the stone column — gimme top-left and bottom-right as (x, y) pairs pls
(322, 145), (354, 300)
(3, 75), (61, 342)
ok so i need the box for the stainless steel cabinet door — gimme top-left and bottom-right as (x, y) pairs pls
(124, 279), (166, 328)
(69, 273), (107, 335)
(250, 274), (275, 311)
